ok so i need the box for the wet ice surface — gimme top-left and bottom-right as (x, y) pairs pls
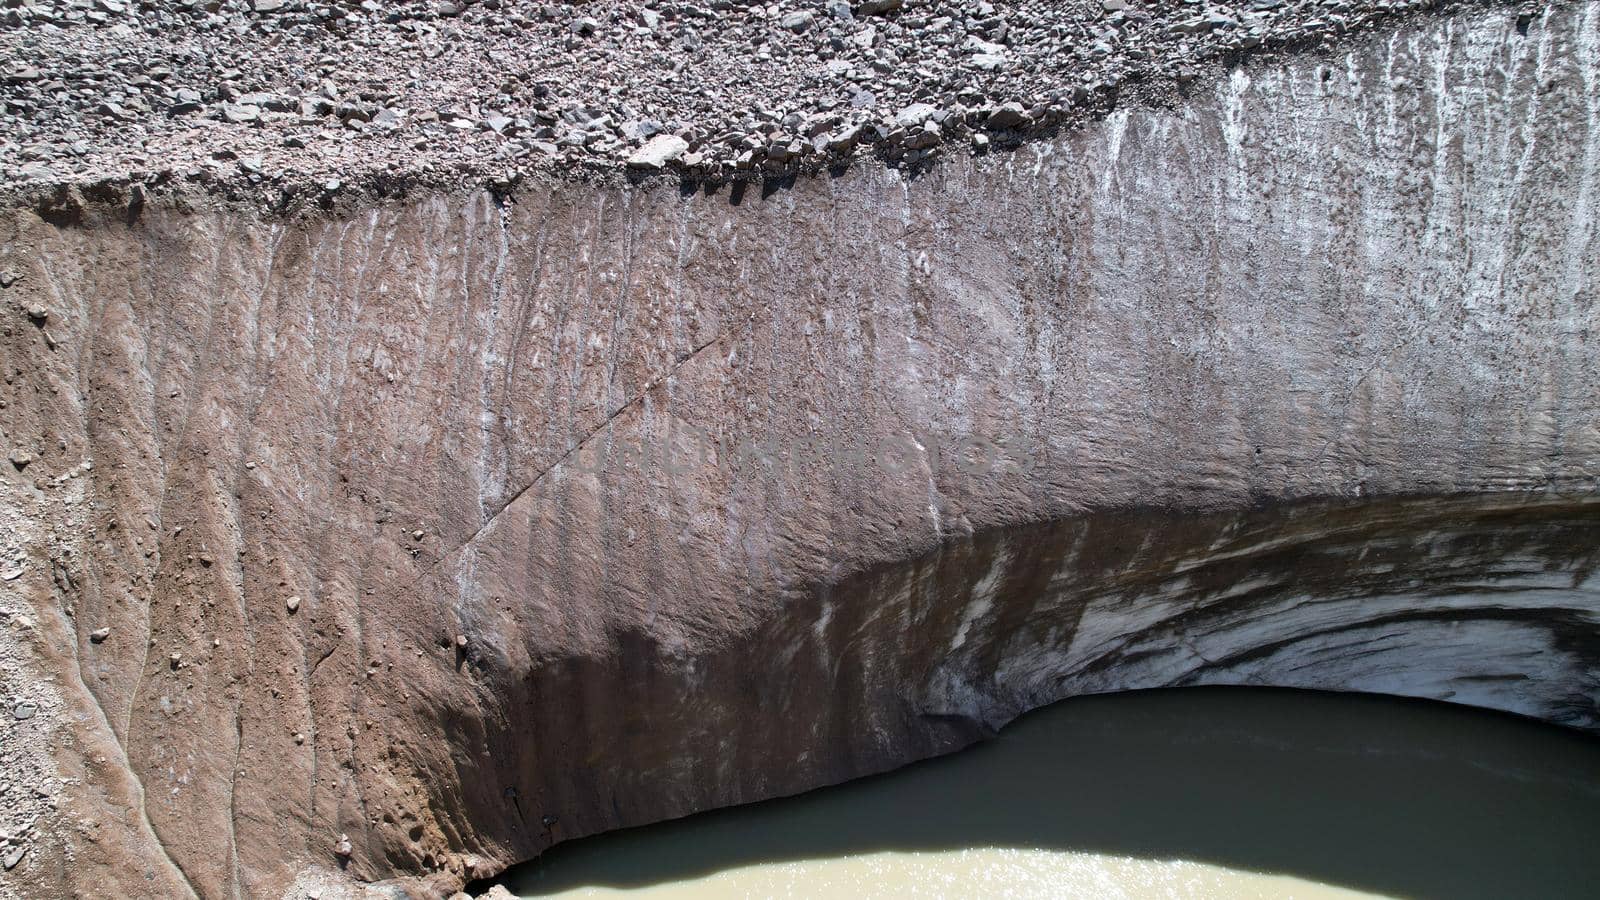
(500, 688), (1600, 899)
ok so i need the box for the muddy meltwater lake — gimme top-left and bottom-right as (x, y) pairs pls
(495, 688), (1600, 899)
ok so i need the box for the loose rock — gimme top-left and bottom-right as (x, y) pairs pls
(0, 0), (1465, 198)
(219, 103), (261, 125)
(781, 11), (816, 33)
(627, 134), (689, 171)
(857, 0), (904, 14)
(986, 102), (1030, 130)
(894, 103), (940, 129)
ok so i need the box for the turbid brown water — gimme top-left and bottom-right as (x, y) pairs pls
(497, 688), (1600, 899)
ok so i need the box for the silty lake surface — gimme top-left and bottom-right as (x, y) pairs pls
(499, 688), (1600, 899)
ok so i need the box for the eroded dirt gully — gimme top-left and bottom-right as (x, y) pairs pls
(2, 5), (1599, 898)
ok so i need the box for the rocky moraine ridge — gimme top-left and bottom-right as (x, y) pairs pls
(1, 0), (1538, 207)
(2, 1), (1600, 900)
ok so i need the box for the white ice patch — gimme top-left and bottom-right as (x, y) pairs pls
(950, 544), (1008, 652)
